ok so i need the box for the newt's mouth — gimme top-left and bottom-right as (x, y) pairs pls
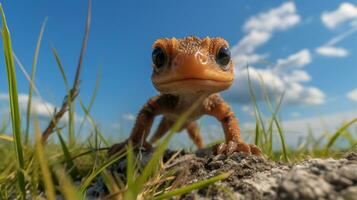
(155, 77), (233, 85)
(153, 77), (233, 94)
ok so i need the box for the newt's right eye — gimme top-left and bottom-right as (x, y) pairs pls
(152, 46), (167, 70)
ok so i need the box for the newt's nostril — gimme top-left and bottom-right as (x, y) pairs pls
(195, 51), (208, 65)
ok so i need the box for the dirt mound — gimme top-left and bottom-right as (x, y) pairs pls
(176, 151), (357, 200)
(88, 150), (357, 200)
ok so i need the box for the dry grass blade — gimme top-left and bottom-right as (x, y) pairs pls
(34, 119), (56, 200)
(54, 166), (82, 200)
(41, 0), (92, 142)
(0, 133), (13, 142)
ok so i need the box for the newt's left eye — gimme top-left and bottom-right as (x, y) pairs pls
(216, 46), (231, 68)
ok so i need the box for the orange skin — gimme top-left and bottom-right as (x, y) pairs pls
(108, 37), (260, 156)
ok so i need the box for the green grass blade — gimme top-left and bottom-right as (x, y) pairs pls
(68, 100), (76, 147)
(325, 118), (357, 151)
(266, 92), (284, 156)
(341, 130), (356, 146)
(125, 143), (135, 199)
(51, 47), (70, 90)
(56, 131), (80, 179)
(254, 121), (260, 146)
(246, 65), (267, 142)
(126, 142), (134, 186)
(273, 117), (289, 162)
(79, 151), (127, 194)
(0, 5), (26, 198)
(25, 18), (47, 144)
(77, 67), (101, 137)
(79, 99), (109, 146)
(50, 46), (76, 146)
(152, 173), (230, 200)
(101, 170), (121, 194)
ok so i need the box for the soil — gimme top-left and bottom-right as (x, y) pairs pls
(87, 149), (357, 200)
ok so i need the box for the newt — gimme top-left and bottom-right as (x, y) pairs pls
(108, 37), (260, 155)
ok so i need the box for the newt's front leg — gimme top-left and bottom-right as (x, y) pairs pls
(204, 94), (261, 155)
(108, 94), (178, 156)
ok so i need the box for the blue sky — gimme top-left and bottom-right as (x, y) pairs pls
(0, 0), (356, 145)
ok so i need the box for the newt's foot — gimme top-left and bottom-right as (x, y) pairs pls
(107, 140), (152, 157)
(213, 141), (261, 155)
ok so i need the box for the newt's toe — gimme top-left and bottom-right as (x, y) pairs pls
(249, 144), (261, 155)
(213, 141), (261, 156)
(235, 141), (251, 154)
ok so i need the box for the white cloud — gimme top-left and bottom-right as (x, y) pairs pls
(0, 93), (82, 124)
(226, 67), (284, 103)
(352, 20), (357, 27)
(242, 105), (255, 117)
(243, 2), (300, 33)
(242, 110), (357, 146)
(233, 31), (271, 54)
(274, 49), (311, 70)
(226, 3), (325, 106)
(290, 112), (300, 118)
(321, 2), (357, 29)
(0, 93), (55, 119)
(233, 2), (301, 67)
(316, 21), (357, 58)
(225, 68), (325, 105)
(347, 88), (357, 102)
(122, 113), (136, 121)
(281, 110), (357, 141)
(284, 85), (325, 105)
(316, 46), (349, 57)
(283, 70), (311, 82)
(232, 53), (267, 67)
(225, 50), (325, 106)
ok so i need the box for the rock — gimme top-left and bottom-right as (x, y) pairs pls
(278, 169), (335, 200)
(341, 186), (357, 200)
(345, 152), (357, 161)
(87, 149), (357, 199)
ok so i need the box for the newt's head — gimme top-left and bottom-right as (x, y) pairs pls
(151, 37), (234, 95)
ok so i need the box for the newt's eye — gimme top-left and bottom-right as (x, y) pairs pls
(152, 46), (167, 69)
(216, 46), (231, 68)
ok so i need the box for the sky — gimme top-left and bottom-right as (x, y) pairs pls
(0, 0), (356, 146)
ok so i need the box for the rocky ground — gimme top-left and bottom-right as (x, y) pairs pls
(88, 149), (357, 200)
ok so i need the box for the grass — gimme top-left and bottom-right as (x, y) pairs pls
(1, 4), (26, 198)
(0, 2), (357, 199)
